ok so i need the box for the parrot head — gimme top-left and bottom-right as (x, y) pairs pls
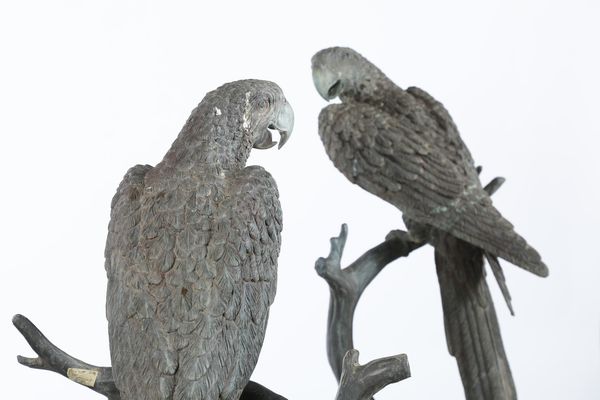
(311, 47), (386, 102)
(211, 80), (294, 151)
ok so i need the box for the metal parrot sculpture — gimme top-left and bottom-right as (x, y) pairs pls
(312, 47), (547, 400)
(104, 80), (293, 400)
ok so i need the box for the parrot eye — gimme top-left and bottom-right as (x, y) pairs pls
(258, 98), (270, 111)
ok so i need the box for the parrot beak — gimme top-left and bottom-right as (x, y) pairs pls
(312, 67), (342, 101)
(253, 131), (278, 149)
(253, 101), (294, 150)
(275, 101), (294, 149)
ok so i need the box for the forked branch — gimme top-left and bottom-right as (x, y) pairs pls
(13, 314), (286, 400)
(315, 223), (423, 391)
(336, 350), (410, 400)
(13, 314), (121, 400)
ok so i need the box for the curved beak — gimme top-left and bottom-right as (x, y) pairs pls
(253, 100), (294, 150)
(312, 67), (342, 101)
(275, 101), (294, 149)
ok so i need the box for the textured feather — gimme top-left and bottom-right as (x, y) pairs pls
(106, 165), (280, 400)
(105, 81), (283, 400)
(435, 233), (516, 400)
(485, 252), (514, 316)
(315, 48), (547, 400)
(318, 102), (548, 277)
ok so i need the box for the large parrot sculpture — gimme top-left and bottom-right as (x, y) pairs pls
(104, 80), (293, 400)
(312, 47), (547, 400)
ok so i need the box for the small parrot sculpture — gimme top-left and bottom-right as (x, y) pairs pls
(312, 47), (547, 400)
(105, 80), (293, 400)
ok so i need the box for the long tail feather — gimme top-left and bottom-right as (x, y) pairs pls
(435, 235), (517, 400)
(485, 252), (514, 316)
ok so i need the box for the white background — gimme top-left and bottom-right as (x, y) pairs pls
(1, 1), (599, 399)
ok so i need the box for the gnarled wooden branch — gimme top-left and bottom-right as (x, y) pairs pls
(14, 313), (404, 400)
(336, 350), (410, 400)
(315, 224), (423, 393)
(314, 174), (508, 398)
(13, 314), (121, 400)
(13, 314), (286, 400)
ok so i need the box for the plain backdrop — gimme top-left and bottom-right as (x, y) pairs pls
(1, 1), (599, 399)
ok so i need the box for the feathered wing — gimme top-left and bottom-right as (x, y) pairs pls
(435, 233), (516, 400)
(219, 165), (282, 400)
(105, 164), (281, 400)
(318, 103), (547, 277)
(405, 86), (466, 153)
(105, 164), (166, 399)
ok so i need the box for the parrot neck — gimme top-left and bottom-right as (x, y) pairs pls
(181, 139), (249, 171)
(341, 74), (396, 104)
(344, 79), (410, 113)
(157, 108), (251, 174)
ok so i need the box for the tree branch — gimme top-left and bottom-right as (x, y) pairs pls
(13, 314), (286, 400)
(315, 224), (423, 382)
(240, 381), (287, 400)
(336, 350), (410, 400)
(13, 314), (121, 400)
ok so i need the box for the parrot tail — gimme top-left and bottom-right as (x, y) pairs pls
(485, 252), (514, 315)
(435, 235), (517, 400)
(448, 196), (548, 278)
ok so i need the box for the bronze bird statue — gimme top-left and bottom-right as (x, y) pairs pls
(312, 47), (547, 400)
(105, 80), (293, 400)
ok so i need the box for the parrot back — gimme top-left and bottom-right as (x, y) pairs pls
(106, 164), (281, 400)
